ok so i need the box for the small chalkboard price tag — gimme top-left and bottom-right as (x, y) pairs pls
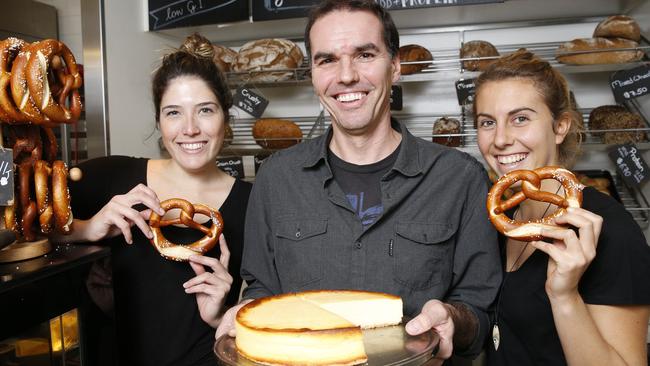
(455, 78), (476, 106)
(217, 157), (244, 178)
(610, 65), (650, 104)
(0, 150), (14, 206)
(254, 154), (270, 174)
(233, 87), (269, 118)
(608, 144), (650, 188)
(390, 85), (403, 111)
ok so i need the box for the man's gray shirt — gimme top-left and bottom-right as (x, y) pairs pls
(241, 120), (501, 356)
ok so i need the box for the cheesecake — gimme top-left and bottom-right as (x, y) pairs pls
(235, 290), (403, 365)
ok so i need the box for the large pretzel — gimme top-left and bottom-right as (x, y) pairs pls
(487, 166), (584, 241)
(26, 39), (82, 124)
(0, 37), (27, 123)
(34, 160), (53, 234)
(149, 198), (223, 262)
(52, 161), (72, 234)
(10, 42), (50, 125)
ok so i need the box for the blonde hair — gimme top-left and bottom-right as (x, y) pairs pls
(473, 49), (584, 167)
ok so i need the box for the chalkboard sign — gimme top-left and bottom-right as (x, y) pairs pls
(608, 144), (649, 188)
(455, 78), (476, 106)
(390, 85), (403, 111)
(148, 0), (248, 31)
(253, 0), (504, 21)
(254, 154), (270, 173)
(217, 157), (245, 178)
(610, 64), (650, 104)
(0, 150), (14, 206)
(233, 87), (269, 118)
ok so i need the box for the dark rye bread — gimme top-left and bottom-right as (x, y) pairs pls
(589, 105), (647, 144)
(432, 117), (461, 147)
(398, 44), (433, 75)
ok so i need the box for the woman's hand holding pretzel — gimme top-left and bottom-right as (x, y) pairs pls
(183, 234), (232, 328)
(80, 184), (164, 244)
(530, 207), (603, 302)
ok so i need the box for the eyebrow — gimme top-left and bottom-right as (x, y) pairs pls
(312, 43), (382, 63)
(476, 107), (537, 120)
(161, 101), (219, 110)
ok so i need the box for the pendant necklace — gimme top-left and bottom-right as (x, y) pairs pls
(492, 184), (561, 351)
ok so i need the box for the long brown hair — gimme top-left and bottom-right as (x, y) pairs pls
(474, 49), (584, 167)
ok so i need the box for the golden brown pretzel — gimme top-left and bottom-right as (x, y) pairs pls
(18, 162), (37, 241)
(34, 160), (53, 234)
(26, 39), (82, 124)
(10, 42), (50, 125)
(52, 160), (72, 234)
(149, 198), (223, 262)
(8, 125), (42, 166)
(487, 166), (584, 241)
(0, 37), (27, 123)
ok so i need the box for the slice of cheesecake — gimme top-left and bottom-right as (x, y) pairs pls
(235, 290), (403, 366)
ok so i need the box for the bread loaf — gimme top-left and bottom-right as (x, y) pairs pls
(432, 117), (461, 147)
(398, 44), (433, 75)
(212, 44), (237, 72)
(253, 118), (302, 149)
(460, 41), (499, 71)
(233, 39), (304, 83)
(593, 15), (641, 42)
(556, 37), (643, 65)
(588, 105), (647, 144)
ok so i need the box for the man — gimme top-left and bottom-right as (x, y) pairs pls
(216, 0), (501, 361)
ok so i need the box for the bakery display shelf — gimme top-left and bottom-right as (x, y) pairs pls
(224, 40), (648, 87)
(399, 41), (649, 82)
(612, 173), (650, 229)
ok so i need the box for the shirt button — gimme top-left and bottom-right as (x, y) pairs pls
(355, 241), (362, 249)
(295, 230), (301, 238)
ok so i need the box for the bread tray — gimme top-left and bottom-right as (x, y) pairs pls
(215, 323), (440, 366)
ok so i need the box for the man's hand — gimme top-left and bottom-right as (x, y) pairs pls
(405, 300), (455, 360)
(215, 299), (253, 340)
(406, 300), (479, 362)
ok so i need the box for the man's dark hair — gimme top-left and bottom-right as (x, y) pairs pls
(304, 0), (399, 59)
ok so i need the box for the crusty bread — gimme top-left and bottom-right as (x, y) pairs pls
(432, 117), (461, 147)
(398, 44), (433, 75)
(233, 39), (304, 83)
(556, 37), (643, 65)
(460, 41), (499, 71)
(252, 118), (302, 149)
(588, 105), (647, 144)
(593, 15), (641, 42)
(212, 44), (237, 72)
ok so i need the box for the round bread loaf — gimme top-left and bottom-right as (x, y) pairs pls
(233, 39), (304, 83)
(253, 118), (302, 149)
(588, 105), (647, 144)
(212, 44), (237, 72)
(593, 15), (641, 42)
(556, 37), (643, 65)
(460, 41), (499, 72)
(432, 117), (461, 147)
(398, 44), (433, 75)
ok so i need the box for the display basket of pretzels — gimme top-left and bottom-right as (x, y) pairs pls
(149, 198), (224, 262)
(0, 37), (83, 262)
(487, 166), (585, 242)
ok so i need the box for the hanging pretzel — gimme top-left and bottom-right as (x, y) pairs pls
(52, 160), (72, 234)
(0, 37), (27, 123)
(34, 160), (53, 234)
(487, 166), (584, 241)
(10, 42), (50, 125)
(8, 124), (42, 166)
(149, 198), (223, 262)
(26, 39), (82, 124)
(18, 162), (38, 241)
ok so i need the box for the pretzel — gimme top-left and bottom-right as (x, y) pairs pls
(0, 37), (28, 123)
(52, 160), (72, 234)
(487, 166), (584, 241)
(8, 125), (42, 166)
(34, 160), (54, 234)
(26, 39), (82, 124)
(149, 198), (223, 261)
(18, 162), (37, 241)
(10, 42), (50, 125)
